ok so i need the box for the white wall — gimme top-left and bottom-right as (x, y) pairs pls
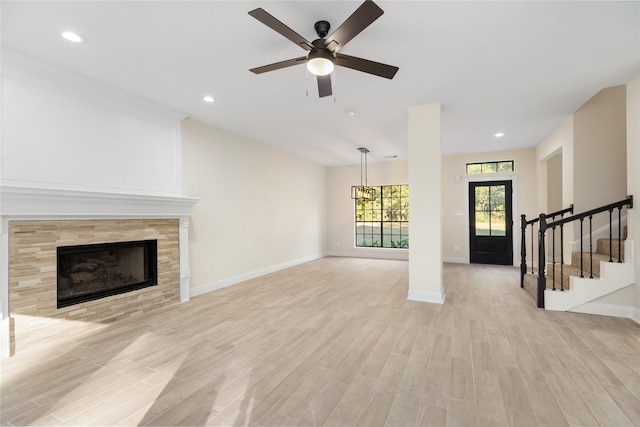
(181, 119), (327, 293)
(1, 52), (184, 196)
(326, 160), (408, 260)
(408, 104), (444, 304)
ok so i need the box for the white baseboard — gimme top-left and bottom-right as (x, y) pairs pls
(407, 289), (446, 304)
(570, 301), (636, 319)
(443, 257), (466, 264)
(326, 250), (408, 260)
(633, 307), (640, 325)
(190, 253), (326, 298)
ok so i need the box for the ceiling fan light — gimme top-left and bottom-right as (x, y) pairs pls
(307, 50), (334, 76)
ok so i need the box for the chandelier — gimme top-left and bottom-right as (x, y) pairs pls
(351, 147), (377, 201)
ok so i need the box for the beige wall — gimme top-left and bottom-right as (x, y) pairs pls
(326, 160), (408, 259)
(536, 117), (574, 214)
(626, 74), (640, 318)
(547, 154), (563, 213)
(442, 148), (537, 264)
(536, 117), (575, 262)
(181, 119), (327, 290)
(573, 86), (627, 234)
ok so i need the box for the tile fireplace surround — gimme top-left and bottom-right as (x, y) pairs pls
(0, 186), (198, 358)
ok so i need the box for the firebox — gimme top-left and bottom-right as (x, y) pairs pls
(57, 240), (157, 308)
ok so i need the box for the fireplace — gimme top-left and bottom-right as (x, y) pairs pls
(57, 239), (158, 308)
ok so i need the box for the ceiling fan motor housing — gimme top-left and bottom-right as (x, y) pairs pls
(314, 20), (330, 38)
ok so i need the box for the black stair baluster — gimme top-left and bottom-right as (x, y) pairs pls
(560, 223), (564, 291)
(580, 218), (584, 278)
(608, 209), (613, 262)
(531, 224), (535, 274)
(589, 215), (593, 279)
(618, 206), (622, 263)
(552, 225), (556, 291)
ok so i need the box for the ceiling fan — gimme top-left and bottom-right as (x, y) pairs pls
(248, 0), (399, 98)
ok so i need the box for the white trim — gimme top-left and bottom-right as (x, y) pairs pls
(407, 289), (446, 304)
(190, 253), (326, 298)
(326, 250), (408, 260)
(570, 301), (636, 319)
(464, 175), (519, 266)
(633, 307), (640, 325)
(443, 257), (466, 264)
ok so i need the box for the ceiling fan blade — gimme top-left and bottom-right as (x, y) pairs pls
(335, 53), (399, 79)
(323, 0), (384, 52)
(249, 8), (314, 51)
(317, 75), (332, 98)
(250, 56), (307, 74)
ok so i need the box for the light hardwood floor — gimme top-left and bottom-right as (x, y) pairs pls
(2, 257), (640, 426)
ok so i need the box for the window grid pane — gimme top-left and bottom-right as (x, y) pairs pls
(355, 184), (409, 249)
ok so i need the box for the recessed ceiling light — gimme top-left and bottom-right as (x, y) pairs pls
(345, 109), (356, 117)
(62, 31), (85, 43)
(494, 132), (505, 138)
(203, 95), (215, 103)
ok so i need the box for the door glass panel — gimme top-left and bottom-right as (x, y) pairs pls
(490, 185), (505, 210)
(475, 211), (490, 236)
(491, 211), (506, 236)
(475, 187), (489, 211)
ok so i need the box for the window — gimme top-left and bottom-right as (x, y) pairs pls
(466, 160), (513, 174)
(355, 184), (409, 248)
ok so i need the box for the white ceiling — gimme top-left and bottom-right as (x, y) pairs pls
(2, 1), (639, 166)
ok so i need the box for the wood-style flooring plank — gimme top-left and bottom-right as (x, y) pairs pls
(2, 259), (639, 427)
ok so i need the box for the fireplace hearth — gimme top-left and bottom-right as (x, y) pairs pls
(57, 240), (157, 308)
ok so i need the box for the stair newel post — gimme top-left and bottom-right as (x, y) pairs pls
(520, 214), (527, 288)
(560, 223), (564, 291)
(537, 213), (547, 309)
(608, 209), (613, 262)
(589, 215), (593, 279)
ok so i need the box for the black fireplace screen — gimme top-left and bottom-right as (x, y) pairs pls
(57, 240), (157, 308)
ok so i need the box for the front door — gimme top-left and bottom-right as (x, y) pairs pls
(469, 180), (513, 265)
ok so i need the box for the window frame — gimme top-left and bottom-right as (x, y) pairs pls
(466, 160), (514, 175)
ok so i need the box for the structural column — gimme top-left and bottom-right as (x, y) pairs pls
(408, 103), (444, 304)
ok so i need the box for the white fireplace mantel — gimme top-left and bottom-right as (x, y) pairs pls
(0, 185), (199, 359)
(0, 186), (198, 218)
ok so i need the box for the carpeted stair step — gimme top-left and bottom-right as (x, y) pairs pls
(596, 238), (625, 261)
(550, 263), (583, 290)
(570, 251), (613, 277)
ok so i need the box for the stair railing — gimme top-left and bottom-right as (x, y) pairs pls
(536, 195), (633, 309)
(520, 205), (573, 289)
